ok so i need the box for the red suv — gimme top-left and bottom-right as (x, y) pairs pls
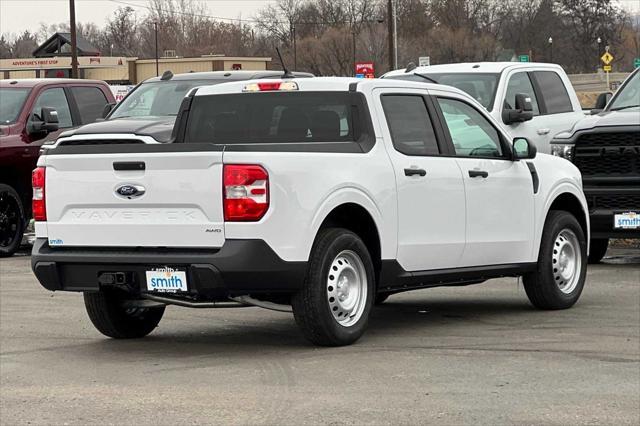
(0, 78), (115, 256)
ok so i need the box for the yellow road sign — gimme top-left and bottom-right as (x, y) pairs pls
(603, 65), (612, 72)
(601, 52), (614, 65)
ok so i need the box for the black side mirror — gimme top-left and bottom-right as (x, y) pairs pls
(591, 92), (612, 114)
(102, 102), (116, 119)
(28, 107), (59, 135)
(513, 137), (537, 160)
(503, 93), (534, 125)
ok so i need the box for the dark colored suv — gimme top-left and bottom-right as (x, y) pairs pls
(48, 70), (314, 145)
(550, 68), (639, 263)
(0, 78), (115, 256)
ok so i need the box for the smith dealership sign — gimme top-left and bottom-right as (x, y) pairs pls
(0, 56), (129, 71)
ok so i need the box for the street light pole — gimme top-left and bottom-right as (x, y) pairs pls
(548, 37), (553, 63)
(597, 37), (601, 71)
(69, 0), (79, 78)
(154, 22), (159, 77)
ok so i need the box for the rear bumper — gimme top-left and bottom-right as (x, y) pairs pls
(31, 238), (306, 296)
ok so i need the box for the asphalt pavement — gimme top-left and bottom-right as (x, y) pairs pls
(1, 249), (639, 425)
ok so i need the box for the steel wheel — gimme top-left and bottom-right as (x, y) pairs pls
(326, 250), (368, 327)
(0, 189), (21, 249)
(552, 229), (582, 294)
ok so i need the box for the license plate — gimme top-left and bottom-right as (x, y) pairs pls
(145, 267), (188, 293)
(614, 212), (640, 229)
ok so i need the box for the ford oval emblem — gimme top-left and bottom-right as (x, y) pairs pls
(116, 184), (145, 199)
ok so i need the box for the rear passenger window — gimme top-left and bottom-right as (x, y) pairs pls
(381, 95), (439, 156)
(71, 87), (109, 124)
(532, 71), (573, 114)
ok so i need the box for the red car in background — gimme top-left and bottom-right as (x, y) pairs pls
(0, 78), (115, 256)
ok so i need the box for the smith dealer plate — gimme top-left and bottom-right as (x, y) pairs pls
(614, 212), (640, 229)
(146, 267), (188, 293)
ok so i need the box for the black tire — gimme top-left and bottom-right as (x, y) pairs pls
(0, 184), (25, 258)
(374, 293), (390, 305)
(292, 228), (375, 346)
(523, 210), (587, 310)
(84, 290), (165, 339)
(588, 238), (609, 264)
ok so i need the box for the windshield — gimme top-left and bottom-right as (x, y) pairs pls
(385, 72), (499, 110)
(110, 80), (218, 119)
(608, 70), (640, 112)
(0, 88), (31, 125)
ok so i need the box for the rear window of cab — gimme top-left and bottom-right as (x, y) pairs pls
(185, 91), (365, 144)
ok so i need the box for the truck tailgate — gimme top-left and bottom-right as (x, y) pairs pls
(43, 151), (225, 248)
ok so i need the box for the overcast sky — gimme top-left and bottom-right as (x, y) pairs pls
(1, 0), (639, 36)
(0, 0), (278, 35)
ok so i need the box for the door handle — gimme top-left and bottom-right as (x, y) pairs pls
(537, 128), (550, 135)
(468, 170), (489, 178)
(113, 161), (146, 171)
(404, 168), (427, 177)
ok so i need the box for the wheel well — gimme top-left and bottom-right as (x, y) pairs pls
(318, 203), (381, 277)
(548, 193), (588, 238)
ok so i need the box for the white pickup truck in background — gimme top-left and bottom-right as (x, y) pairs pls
(32, 77), (589, 346)
(383, 62), (586, 154)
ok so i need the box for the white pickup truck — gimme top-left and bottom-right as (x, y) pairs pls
(383, 62), (586, 154)
(32, 77), (589, 346)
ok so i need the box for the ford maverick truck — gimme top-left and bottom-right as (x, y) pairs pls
(32, 78), (589, 346)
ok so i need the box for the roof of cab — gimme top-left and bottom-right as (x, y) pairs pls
(194, 76), (465, 97)
(0, 78), (108, 88)
(141, 70), (314, 83)
(382, 61), (565, 78)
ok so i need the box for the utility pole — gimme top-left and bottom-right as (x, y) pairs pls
(352, 30), (356, 77)
(69, 0), (79, 78)
(154, 22), (159, 77)
(387, 0), (396, 71)
(292, 24), (297, 70)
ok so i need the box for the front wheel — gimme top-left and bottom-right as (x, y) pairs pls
(84, 290), (165, 338)
(292, 228), (375, 346)
(523, 210), (587, 310)
(0, 184), (25, 258)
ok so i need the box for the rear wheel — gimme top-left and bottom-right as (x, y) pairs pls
(292, 228), (375, 346)
(523, 211), (587, 310)
(588, 238), (609, 264)
(0, 184), (25, 258)
(84, 290), (165, 339)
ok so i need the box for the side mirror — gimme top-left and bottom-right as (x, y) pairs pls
(591, 92), (612, 114)
(102, 102), (116, 119)
(513, 137), (537, 160)
(502, 93), (534, 125)
(27, 107), (59, 135)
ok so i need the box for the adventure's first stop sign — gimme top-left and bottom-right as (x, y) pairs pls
(355, 62), (375, 78)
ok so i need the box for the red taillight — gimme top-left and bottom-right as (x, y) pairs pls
(32, 167), (46, 221)
(223, 164), (269, 221)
